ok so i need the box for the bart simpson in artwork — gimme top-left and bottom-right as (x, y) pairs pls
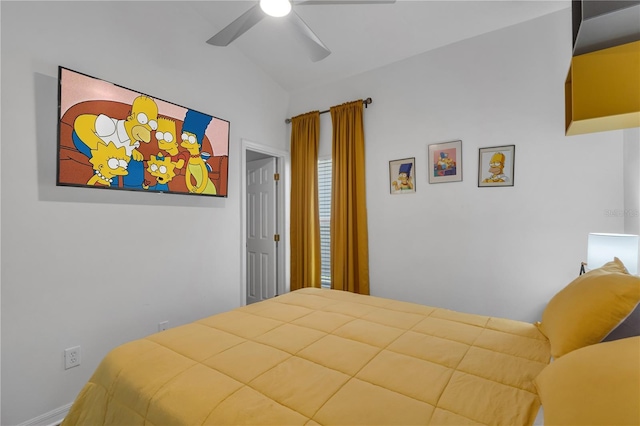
(155, 117), (186, 173)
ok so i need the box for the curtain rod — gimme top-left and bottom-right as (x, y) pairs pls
(284, 97), (372, 124)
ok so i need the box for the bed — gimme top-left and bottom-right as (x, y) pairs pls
(62, 258), (640, 425)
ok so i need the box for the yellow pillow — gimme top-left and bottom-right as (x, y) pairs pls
(534, 337), (640, 425)
(537, 258), (640, 358)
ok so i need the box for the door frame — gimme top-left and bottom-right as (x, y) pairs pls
(240, 138), (290, 307)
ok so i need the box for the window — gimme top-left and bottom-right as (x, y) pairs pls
(318, 158), (332, 288)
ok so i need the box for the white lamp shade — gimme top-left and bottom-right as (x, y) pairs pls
(587, 233), (639, 275)
(260, 0), (291, 17)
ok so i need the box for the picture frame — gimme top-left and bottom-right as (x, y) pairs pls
(428, 140), (462, 183)
(478, 145), (515, 187)
(389, 157), (416, 194)
(57, 67), (230, 197)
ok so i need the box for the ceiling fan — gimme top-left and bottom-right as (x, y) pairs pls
(206, 0), (396, 62)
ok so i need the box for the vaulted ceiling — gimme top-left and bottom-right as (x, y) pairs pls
(191, 1), (570, 92)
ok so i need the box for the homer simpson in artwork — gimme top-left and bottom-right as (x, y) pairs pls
(483, 152), (510, 183)
(72, 95), (159, 189)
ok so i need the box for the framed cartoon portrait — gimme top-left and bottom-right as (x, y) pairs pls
(428, 140), (462, 183)
(389, 157), (416, 194)
(478, 145), (515, 187)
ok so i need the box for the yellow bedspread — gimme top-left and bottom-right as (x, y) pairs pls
(63, 288), (550, 425)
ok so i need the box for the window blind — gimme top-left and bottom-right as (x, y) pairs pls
(318, 158), (332, 288)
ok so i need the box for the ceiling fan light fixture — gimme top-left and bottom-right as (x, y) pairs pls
(260, 0), (292, 17)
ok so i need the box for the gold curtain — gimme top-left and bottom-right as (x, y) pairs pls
(330, 100), (370, 295)
(290, 111), (321, 291)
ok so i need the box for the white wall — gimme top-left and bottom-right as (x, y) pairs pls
(623, 128), (640, 270)
(623, 128), (640, 236)
(0, 2), (288, 424)
(288, 9), (625, 322)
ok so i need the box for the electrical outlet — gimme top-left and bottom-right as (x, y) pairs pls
(65, 346), (81, 369)
(158, 321), (168, 332)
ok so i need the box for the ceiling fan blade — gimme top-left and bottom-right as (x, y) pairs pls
(296, 0), (396, 5)
(206, 4), (265, 46)
(288, 11), (331, 62)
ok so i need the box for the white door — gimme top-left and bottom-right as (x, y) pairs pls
(246, 157), (278, 304)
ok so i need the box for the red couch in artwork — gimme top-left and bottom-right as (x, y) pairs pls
(58, 100), (228, 196)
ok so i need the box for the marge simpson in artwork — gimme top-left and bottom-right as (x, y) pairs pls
(392, 162), (413, 192)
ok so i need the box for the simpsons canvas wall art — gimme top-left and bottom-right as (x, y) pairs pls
(57, 67), (230, 197)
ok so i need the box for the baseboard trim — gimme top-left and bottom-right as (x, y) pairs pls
(18, 403), (71, 426)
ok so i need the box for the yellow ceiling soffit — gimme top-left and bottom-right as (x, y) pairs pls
(565, 40), (640, 136)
